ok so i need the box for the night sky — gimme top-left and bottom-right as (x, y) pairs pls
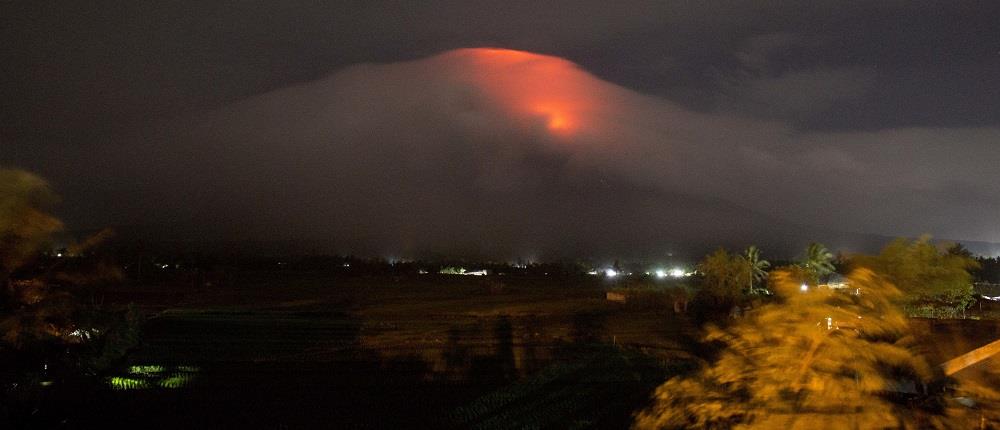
(3, 1), (1000, 258)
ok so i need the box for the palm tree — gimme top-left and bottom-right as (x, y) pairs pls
(743, 245), (770, 295)
(802, 242), (835, 282)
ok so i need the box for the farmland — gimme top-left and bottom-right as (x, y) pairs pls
(19, 272), (698, 428)
(15, 271), (1000, 428)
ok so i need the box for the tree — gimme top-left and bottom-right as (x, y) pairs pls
(0, 169), (63, 283)
(743, 246), (770, 295)
(0, 169), (67, 347)
(946, 242), (973, 259)
(635, 268), (953, 429)
(801, 242), (835, 283)
(697, 248), (750, 307)
(974, 256), (1000, 283)
(0, 168), (131, 356)
(854, 236), (977, 318)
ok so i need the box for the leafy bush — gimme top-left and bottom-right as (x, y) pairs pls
(635, 268), (953, 429)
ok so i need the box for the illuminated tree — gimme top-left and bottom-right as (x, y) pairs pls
(635, 268), (947, 429)
(0, 169), (125, 351)
(0, 169), (62, 282)
(743, 246), (770, 295)
(853, 236), (977, 318)
(801, 242), (835, 283)
(0, 170), (142, 429)
(697, 248), (751, 307)
(0, 169), (69, 347)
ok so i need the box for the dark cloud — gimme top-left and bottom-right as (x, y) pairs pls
(6, 48), (999, 259)
(4, 1), (999, 144)
(3, 2), (1000, 257)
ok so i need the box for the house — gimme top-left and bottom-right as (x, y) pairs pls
(606, 291), (627, 303)
(820, 273), (850, 290)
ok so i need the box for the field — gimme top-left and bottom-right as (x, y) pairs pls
(17, 271), (1000, 428)
(19, 272), (702, 429)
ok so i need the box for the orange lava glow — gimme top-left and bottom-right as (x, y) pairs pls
(447, 48), (609, 138)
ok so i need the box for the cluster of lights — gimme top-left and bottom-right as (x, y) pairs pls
(654, 268), (690, 278)
(598, 267), (690, 279)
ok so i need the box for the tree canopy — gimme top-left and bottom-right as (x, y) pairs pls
(0, 169), (62, 280)
(853, 236), (977, 317)
(635, 268), (949, 429)
(1, 169), (136, 366)
(743, 246), (770, 295)
(1, 169), (68, 347)
(697, 248), (750, 306)
(800, 242), (835, 283)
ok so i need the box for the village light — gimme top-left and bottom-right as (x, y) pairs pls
(655, 269), (667, 279)
(605, 269), (618, 278)
(669, 268), (685, 278)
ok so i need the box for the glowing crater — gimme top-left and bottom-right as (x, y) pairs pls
(447, 48), (607, 138)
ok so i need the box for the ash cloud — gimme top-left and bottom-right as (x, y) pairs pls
(6, 48), (1000, 258)
(11, 49), (994, 257)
